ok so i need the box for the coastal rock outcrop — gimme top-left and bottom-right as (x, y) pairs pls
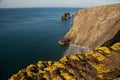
(59, 4), (120, 51)
(61, 12), (71, 20)
(9, 42), (120, 80)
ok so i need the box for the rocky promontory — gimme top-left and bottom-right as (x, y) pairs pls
(59, 4), (120, 52)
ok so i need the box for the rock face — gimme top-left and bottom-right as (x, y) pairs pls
(59, 4), (120, 51)
(9, 42), (120, 80)
(61, 12), (71, 20)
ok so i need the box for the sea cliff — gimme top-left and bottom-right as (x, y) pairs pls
(59, 4), (120, 52)
(9, 4), (120, 80)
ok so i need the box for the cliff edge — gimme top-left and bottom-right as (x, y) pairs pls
(59, 4), (120, 51)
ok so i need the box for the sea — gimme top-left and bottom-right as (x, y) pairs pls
(0, 7), (80, 80)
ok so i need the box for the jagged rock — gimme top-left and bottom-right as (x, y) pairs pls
(9, 42), (120, 80)
(59, 4), (120, 52)
(61, 12), (71, 20)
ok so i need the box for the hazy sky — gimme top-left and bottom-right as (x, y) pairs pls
(0, 0), (120, 8)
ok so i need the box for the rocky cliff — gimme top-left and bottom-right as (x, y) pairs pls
(9, 42), (120, 80)
(59, 4), (120, 51)
(9, 4), (120, 80)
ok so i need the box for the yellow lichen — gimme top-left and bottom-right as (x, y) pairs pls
(80, 78), (85, 80)
(85, 51), (105, 61)
(92, 52), (105, 61)
(47, 61), (52, 66)
(26, 71), (33, 77)
(97, 74), (104, 79)
(53, 61), (65, 69)
(95, 47), (111, 55)
(44, 66), (56, 71)
(26, 64), (35, 69)
(38, 70), (45, 73)
(69, 69), (74, 74)
(85, 51), (93, 56)
(77, 54), (84, 59)
(60, 56), (68, 62)
(111, 42), (120, 51)
(37, 61), (45, 68)
(43, 74), (49, 80)
(53, 76), (63, 80)
(61, 72), (76, 80)
(9, 74), (17, 80)
(69, 55), (79, 60)
(89, 62), (109, 74)
(26, 64), (37, 76)
(44, 61), (65, 71)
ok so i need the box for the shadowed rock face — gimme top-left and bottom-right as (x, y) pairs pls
(59, 4), (120, 51)
(9, 42), (120, 80)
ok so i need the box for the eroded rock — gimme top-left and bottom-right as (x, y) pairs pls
(59, 4), (120, 51)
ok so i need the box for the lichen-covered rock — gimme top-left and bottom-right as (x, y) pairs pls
(61, 12), (71, 20)
(9, 42), (120, 80)
(59, 4), (120, 51)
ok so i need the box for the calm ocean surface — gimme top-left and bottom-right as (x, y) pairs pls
(0, 8), (80, 80)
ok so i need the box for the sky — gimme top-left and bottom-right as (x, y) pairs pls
(0, 0), (120, 8)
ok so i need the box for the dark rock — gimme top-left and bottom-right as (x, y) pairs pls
(61, 12), (71, 20)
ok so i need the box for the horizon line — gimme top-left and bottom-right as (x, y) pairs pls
(0, 6), (87, 9)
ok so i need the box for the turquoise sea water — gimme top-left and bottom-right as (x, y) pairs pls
(0, 8), (80, 80)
